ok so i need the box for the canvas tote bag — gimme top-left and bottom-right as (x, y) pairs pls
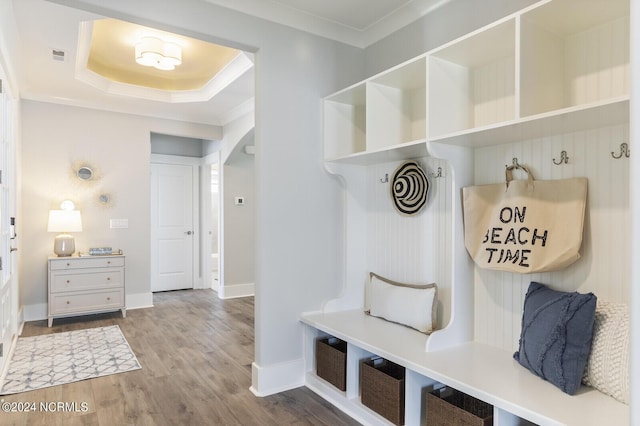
(462, 166), (587, 273)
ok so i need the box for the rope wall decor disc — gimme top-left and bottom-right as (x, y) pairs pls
(391, 161), (430, 215)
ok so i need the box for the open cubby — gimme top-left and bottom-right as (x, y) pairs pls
(428, 19), (516, 138)
(324, 83), (366, 160)
(520, 0), (629, 117)
(367, 57), (427, 151)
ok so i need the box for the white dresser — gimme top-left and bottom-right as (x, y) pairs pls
(47, 254), (126, 327)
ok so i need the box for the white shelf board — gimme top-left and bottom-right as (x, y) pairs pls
(325, 82), (366, 106)
(429, 97), (629, 148)
(301, 310), (629, 426)
(325, 139), (428, 165)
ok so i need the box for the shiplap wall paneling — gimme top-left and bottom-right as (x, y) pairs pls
(366, 157), (451, 327)
(473, 124), (630, 352)
(433, 158), (452, 328)
(565, 17), (629, 106)
(473, 55), (516, 128)
(366, 158), (437, 281)
(322, 165), (368, 312)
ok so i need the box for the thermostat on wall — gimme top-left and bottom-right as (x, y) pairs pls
(235, 197), (245, 206)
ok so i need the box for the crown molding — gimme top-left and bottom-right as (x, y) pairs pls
(201, 0), (452, 48)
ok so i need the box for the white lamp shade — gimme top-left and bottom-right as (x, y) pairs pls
(47, 210), (82, 233)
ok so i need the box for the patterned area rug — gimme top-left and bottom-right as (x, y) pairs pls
(0, 325), (141, 395)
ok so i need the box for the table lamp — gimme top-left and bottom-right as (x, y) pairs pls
(47, 201), (82, 256)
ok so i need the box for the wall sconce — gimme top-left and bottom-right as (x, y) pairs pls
(47, 200), (82, 257)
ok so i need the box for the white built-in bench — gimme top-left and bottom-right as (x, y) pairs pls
(301, 310), (628, 426)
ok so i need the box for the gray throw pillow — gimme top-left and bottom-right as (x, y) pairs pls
(513, 282), (597, 395)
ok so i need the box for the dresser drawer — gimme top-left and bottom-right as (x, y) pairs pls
(50, 269), (123, 293)
(49, 256), (125, 270)
(49, 288), (124, 315)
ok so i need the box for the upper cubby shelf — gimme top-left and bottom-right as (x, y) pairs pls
(520, 0), (629, 117)
(324, 57), (427, 165)
(428, 19), (516, 139)
(429, 96), (629, 148)
(367, 58), (427, 152)
(323, 0), (630, 161)
(324, 83), (367, 161)
(325, 139), (428, 166)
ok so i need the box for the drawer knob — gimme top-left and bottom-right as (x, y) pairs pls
(66, 301), (70, 305)
(107, 277), (111, 281)
(107, 261), (111, 264)
(66, 262), (71, 267)
(107, 297), (111, 301)
(66, 280), (70, 284)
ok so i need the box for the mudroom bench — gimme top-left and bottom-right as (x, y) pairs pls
(301, 310), (628, 426)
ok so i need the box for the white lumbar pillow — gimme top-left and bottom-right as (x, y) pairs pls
(368, 273), (437, 334)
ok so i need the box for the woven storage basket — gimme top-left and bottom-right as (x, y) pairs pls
(360, 358), (405, 425)
(427, 386), (493, 426)
(315, 337), (347, 391)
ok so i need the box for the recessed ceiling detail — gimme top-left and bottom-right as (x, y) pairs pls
(75, 19), (254, 103)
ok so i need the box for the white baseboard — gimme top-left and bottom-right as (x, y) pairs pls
(23, 303), (47, 322)
(0, 333), (19, 388)
(126, 292), (154, 310)
(250, 359), (305, 397)
(219, 283), (254, 299)
(17, 306), (24, 335)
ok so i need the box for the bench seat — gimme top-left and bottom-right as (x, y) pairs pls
(301, 309), (628, 426)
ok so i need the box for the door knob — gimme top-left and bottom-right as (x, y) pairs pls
(185, 231), (193, 235)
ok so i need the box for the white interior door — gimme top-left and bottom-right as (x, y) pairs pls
(151, 163), (194, 292)
(0, 79), (14, 367)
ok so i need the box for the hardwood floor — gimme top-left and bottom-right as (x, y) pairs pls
(1, 290), (360, 426)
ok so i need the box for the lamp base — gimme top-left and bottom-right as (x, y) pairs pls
(54, 234), (76, 257)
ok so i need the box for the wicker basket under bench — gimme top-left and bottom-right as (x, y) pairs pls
(315, 336), (347, 391)
(427, 386), (494, 426)
(301, 310), (629, 426)
(360, 357), (406, 426)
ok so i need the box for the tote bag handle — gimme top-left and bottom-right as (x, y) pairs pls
(505, 164), (534, 190)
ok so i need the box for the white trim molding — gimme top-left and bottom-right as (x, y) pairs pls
(218, 283), (254, 299)
(250, 359), (305, 397)
(200, 0), (452, 48)
(126, 292), (154, 310)
(23, 303), (47, 322)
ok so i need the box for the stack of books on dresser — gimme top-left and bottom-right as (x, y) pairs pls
(89, 247), (113, 256)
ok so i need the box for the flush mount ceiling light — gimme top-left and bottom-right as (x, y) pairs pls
(135, 36), (182, 71)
